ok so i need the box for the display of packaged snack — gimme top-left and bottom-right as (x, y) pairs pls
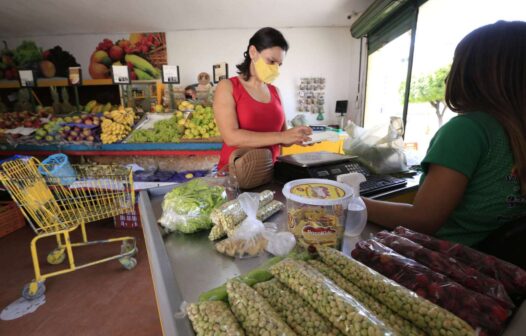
(307, 260), (425, 336)
(374, 230), (513, 308)
(393, 226), (526, 298)
(209, 198), (284, 241)
(226, 280), (296, 336)
(254, 279), (342, 336)
(352, 239), (512, 336)
(317, 247), (475, 336)
(215, 234), (267, 258)
(187, 301), (245, 336)
(269, 258), (396, 336)
(209, 190), (275, 240)
(282, 179), (353, 249)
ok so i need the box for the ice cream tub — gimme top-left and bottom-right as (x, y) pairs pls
(282, 178), (353, 249)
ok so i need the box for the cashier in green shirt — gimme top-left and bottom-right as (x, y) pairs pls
(364, 21), (526, 246)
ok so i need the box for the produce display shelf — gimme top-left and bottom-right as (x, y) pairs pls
(0, 78), (156, 89)
(138, 184), (526, 336)
(0, 142), (222, 157)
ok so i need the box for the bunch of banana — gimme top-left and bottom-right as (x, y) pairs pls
(125, 54), (161, 80)
(101, 118), (132, 144)
(108, 108), (135, 126)
(100, 106), (136, 144)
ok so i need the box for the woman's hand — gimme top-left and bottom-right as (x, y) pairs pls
(280, 126), (312, 146)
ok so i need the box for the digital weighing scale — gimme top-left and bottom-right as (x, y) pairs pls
(274, 151), (407, 196)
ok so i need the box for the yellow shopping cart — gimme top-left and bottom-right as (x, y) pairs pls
(0, 156), (138, 300)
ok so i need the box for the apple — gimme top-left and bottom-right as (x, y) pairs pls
(109, 46), (124, 61)
(86, 135), (95, 142)
(70, 131), (78, 137)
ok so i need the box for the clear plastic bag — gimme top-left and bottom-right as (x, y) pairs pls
(343, 117), (408, 174)
(351, 239), (512, 336)
(158, 178), (226, 233)
(269, 258), (396, 336)
(374, 230), (514, 308)
(186, 300), (245, 336)
(317, 246), (475, 336)
(394, 226), (526, 298)
(215, 193), (295, 258)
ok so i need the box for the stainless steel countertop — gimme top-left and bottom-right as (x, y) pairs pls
(139, 185), (526, 336)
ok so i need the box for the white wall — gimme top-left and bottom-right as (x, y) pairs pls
(6, 27), (361, 125)
(168, 27), (358, 125)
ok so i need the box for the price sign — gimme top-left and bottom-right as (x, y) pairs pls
(161, 65), (180, 84)
(112, 65), (131, 84)
(18, 70), (37, 88)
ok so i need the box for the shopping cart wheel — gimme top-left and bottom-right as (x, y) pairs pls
(22, 281), (46, 300)
(119, 257), (137, 270)
(47, 248), (66, 265)
(120, 241), (138, 257)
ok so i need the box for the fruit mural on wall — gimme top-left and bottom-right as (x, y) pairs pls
(89, 32), (166, 80)
(0, 40), (79, 80)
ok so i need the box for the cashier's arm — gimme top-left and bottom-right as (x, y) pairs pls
(213, 79), (311, 147)
(363, 164), (468, 235)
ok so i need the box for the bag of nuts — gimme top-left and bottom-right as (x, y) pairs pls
(187, 301), (245, 336)
(216, 192), (295, 258)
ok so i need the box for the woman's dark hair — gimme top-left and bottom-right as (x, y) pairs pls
(236, 27), (289, 80)
(445, 20), (526, 194)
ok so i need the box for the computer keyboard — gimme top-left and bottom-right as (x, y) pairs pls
(359, 175), (408, 197)
(343, 162), (371, 176)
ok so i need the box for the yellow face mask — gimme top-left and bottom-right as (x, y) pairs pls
(254, 57), (279, 83)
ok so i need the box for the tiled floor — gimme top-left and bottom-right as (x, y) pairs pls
(0, 220), (162, 336)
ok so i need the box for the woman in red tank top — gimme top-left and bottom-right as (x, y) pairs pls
(214, 27), (312, 171)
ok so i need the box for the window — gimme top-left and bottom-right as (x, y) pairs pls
(364, 31), (411, 127)
(356, 0), (526, 160)
(405, 0), (526, 158)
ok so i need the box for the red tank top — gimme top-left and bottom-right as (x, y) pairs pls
(217, 76), (285, 170)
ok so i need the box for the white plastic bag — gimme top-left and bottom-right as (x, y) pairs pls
(216, 192), (295, 258)
(344, 117), (408, 174)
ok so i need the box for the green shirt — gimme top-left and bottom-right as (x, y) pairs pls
(420, 111), (526, 246)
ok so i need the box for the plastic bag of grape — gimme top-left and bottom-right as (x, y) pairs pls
(351, 239), (512, 336)
(393, 226), (526, 299)
(374, 230), (514, 309)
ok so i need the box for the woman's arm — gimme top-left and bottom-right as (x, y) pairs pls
(213, 80), (311, 147)
(363, 164), (468, 234)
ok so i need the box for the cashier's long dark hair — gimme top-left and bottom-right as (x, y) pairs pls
(236, 27), (289, 81)
(445, 20), (526, 194)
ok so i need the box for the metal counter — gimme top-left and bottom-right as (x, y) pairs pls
(138, 186), (526, 336)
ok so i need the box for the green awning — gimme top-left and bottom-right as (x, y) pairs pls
(351, 0), (427, 54)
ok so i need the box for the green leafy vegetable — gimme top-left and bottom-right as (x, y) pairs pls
(14, 41), (42, 67)
(159, 179), (226, 233)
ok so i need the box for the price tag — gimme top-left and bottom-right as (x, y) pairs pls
(161, 65), (180, 84)
(18, 70), (36, 88)
(68, 67), (82, 86)
(112, 65), (131, 84)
